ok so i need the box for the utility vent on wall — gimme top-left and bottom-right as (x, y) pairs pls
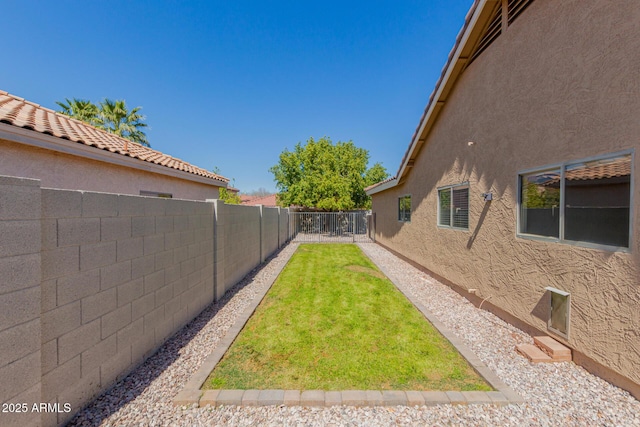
(545, 287), (570, 339)
(508, 0), (535, 25)
(469, 2), (502, 64)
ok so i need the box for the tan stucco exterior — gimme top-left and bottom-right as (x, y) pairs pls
(0, 138), (220, 201)
(371, 0), (640, 394)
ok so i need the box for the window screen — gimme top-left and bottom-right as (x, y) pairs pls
(452, 187), (469, 229)
(518, 153), (631, 249)
(398, 196), (411, 222)
(564, 155), (631, 248)
(519, 170), (560, 238)
(438, 184), (469, 230)
(438, 189), (451, 226)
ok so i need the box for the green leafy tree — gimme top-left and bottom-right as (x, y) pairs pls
(219, 187), (242, 204)
(56, 98), (99, 124)
(94, 99), (149, 146)
(522, 182), (560, 208)
(270, 137), (389, 210)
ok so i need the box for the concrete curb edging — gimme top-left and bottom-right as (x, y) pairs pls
(174, 242), (523, 408)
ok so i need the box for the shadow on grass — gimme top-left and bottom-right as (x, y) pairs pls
(66, 244), (292, 427)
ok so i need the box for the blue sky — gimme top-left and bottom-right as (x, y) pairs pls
(3, 0), (473, 192)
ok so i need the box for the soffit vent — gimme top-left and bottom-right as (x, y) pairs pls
(469, 2), (503, 65)
(508, 0), (534, 25)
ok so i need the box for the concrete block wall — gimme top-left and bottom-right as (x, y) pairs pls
(279, 207), (290, 245)
(39, 190), (215, 426)
(0, 178), (290, 427)
(262, 207), (280, 262)
(211, 201), (291, 300)
(220, 203), (262, 294)
(0, 176), (42, 427)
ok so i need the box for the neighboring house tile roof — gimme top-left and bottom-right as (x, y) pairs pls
(0, 90), (229, 184)
(241, 194), (279, 207)
(364, 176), (397, 192)
(566, 159), (631, 181)
(542, 157), (631, 186)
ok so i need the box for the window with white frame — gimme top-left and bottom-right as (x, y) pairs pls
(398, 195), (411, 222)
(518, 152), (632, 250)
(140, 190), (173, 198)
(438, 184), (469, 229)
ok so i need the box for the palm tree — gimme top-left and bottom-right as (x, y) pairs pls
(94, 99), (150, 147)
(56, 98), (99, 124)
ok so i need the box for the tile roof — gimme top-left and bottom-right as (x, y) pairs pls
(0, 90), (229, 184)
(364, 176), (396, 192)
(240, 194), (279, 207)
(542, 157), (631, 185)
(566, 158), (631, 181)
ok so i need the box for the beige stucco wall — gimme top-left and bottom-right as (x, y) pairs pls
(372, 0), (640, 388)
(0, 139), (220, 201)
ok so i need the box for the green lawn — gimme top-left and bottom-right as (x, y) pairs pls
(204, 244), (491, 391)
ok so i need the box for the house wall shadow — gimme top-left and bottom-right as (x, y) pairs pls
(531, 290), (550, 323)
(467, 200), (491, 249)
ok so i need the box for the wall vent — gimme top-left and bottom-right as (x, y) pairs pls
(469, 2), (503, 64)
(508, 0), (535, 26)
(545, 287), (570, 339)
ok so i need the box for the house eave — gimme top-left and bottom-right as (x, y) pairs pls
(0, 123), (228, 188)
(365, 178), (398, 196)
(393, 0), (498, 184)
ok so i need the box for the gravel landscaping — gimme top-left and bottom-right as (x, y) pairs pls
(68, 242), (640, 427)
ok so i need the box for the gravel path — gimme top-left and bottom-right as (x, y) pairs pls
(68, 242), (640, 427)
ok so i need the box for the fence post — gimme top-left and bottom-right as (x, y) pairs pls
(259, 205), (265, 263)
(351, 213), (355, 242)
(211, 199), (226, 301)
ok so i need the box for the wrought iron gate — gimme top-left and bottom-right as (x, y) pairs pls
(289, 211), (373, 243)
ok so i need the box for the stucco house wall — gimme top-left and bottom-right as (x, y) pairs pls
(0, 139), (220, 201)
(371, 0), (640, 396)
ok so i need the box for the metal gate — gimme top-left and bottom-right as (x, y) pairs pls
(289, 211), (373, 243)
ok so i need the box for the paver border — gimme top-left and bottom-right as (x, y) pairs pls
(174, 242), (523, 407)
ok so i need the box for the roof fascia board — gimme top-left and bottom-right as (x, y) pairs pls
(365, 178), (398, 196)
(394, 0), (490, 184)
(0, 123), (227, 188)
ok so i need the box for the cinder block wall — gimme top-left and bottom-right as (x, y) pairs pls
(0, 179), (291, 427)
(0, 176), (42, 427)
(39, 190), (215, 426)
(262, 208), (279, 261)
(220, 204), (261, 293)
(278, 207), (290, 244)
